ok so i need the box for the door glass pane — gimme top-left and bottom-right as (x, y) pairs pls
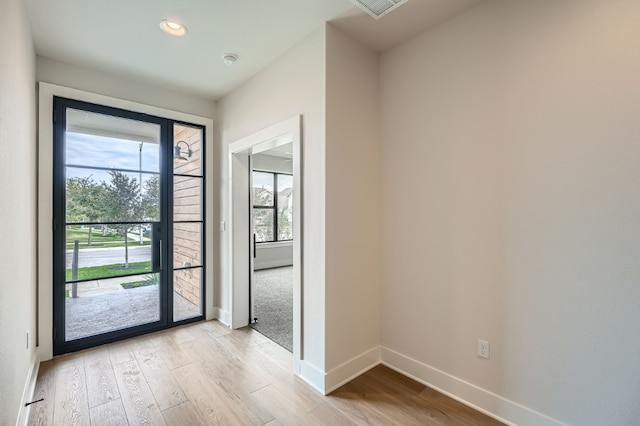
(174, 223), (202, 269)
(65, 273), (160, 341)
(254, 209), (274, 242)
(66, 225), (153, 281)
(66, 108), (160, 172)
(253, 172), (274, 206)
(63, 106), (161, 343)
(66, 168), (160, 223)
(173, 124), (202, 176)
(174, 268), (202, 321)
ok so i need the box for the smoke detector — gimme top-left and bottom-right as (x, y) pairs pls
(222, 53), (238, 66)
(350, 0), (410, 19)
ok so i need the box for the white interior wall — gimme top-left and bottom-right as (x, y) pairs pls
(324, 24), (382, 387)
(380, 0), (640, 424)
(9, 1), (636, 423)
(0, 0), (37, 424)
(230, 150), (252, 328)
(37, 57), (216, 118)
(216, 28), (327, 375)
(254, 243), (293, 270)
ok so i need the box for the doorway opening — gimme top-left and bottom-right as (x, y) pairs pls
(249, 153), (294, 351)
(228, 116), (302, 373)
(52, 97), (206, 355)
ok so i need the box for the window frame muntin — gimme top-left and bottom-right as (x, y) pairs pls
(252, 170), (293, 243)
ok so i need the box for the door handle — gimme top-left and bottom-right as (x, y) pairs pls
(253, 234), (257, 259)
(151, 227), (161, 272)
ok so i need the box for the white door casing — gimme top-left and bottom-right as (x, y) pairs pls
(228, 115), (302, 374)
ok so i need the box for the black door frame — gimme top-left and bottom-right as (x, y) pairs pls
(52, 97), (205, 355)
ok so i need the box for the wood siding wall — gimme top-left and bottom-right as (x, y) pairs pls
(173, 125), (202, 307)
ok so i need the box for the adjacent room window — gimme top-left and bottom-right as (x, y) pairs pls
(253, 171), (293, 242)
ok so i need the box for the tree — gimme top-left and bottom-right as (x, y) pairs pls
(66, 176), (106, 245)
(102, 171), (143, 268)
(141, 175), (159, 221)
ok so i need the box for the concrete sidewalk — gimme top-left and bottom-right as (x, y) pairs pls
(65, 285), (201, 340)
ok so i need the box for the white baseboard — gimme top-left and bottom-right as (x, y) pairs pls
(16, 357), (39, 426)
(211, 306), (230, 326)
(325, 346), (380, 394)
(254, 261), (294, 270)
(298, 360), (326, 394)
(298, 347), (380, 395)
(380, 347), (566, 426)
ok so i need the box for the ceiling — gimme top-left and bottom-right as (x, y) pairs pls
(259, 143), (294, 159)
(24, 0), (483, 101)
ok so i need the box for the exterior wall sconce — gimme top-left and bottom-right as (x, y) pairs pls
(174, 140), (191, 162)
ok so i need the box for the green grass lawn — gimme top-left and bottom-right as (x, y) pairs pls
(65, 227), (150, 249)
(120, 279), (157, 289)
(66, 261), (152, 281)
(66, 227), (118, 243)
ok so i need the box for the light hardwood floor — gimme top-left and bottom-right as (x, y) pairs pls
(28, 321), (503, 425)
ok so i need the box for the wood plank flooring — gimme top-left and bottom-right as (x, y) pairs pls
(28, 321), (503, 425)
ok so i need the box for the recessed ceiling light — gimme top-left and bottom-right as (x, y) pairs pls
(222, 53), (238, 66)
(159, 20), (187, 36)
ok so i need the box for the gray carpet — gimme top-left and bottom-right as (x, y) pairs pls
(250, 266), (293, 352)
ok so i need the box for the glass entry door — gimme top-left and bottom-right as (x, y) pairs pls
(52, 97), (205, 355)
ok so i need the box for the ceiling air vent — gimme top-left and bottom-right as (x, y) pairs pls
(351, 0), (409, 19)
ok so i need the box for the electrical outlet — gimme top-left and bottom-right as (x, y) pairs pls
(477, 339), (490, 359)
